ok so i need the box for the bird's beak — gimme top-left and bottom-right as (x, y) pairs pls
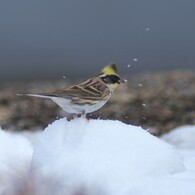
(120, 78), (128, 84)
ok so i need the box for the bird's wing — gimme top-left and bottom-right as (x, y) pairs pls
(18, 78), (111, 103)
(55, 78), (111, 101)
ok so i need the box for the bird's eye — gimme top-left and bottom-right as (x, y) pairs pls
(101, 75), (121, 84)
(109, 75), (121, 84)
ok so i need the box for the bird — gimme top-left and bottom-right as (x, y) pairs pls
(17, 63), (124, 117)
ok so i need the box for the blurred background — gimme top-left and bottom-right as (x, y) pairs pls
(0, 0), (195, 134)
(0, 0), (195, 81)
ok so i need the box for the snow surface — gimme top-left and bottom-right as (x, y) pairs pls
(161, 125), (195, 149)
(0, 121), (195, 195)
(161, 125), (195, 173)
(0, 127), (33, 192)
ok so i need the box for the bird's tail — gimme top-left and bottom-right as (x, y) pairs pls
(17, 93), (52, 99)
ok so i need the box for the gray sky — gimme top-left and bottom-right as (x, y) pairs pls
(0, 0), (195, 81)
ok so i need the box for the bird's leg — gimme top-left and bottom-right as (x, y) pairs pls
(81, 111), (88, 120)
(73, 111), (87, 119)
(72, 113), (79, 119)
(74, 113), (83, 118)
(81, 110), (86, 118)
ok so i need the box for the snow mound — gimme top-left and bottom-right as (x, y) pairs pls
(1, 120), (195, 195)
(161, 125), (195, 149)
(32, 118), (184, 194)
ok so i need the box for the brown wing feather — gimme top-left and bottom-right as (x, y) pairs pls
(51, 77), (111, 101)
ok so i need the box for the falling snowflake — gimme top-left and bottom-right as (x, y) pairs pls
(145, 27), (150, 31)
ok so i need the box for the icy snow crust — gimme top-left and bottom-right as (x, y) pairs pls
(1, 120), (195, 195)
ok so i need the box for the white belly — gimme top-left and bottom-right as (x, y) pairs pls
(51, 97), (108, 114)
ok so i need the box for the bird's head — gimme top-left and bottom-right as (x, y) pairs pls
(99, 63), (124, 91)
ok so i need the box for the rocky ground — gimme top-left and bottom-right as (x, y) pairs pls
(0, 70), (194, 136)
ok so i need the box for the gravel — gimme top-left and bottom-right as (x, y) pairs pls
(0, 70), (195, 136)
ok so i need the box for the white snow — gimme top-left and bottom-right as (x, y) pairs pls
(161, 125), (195, 172)
(0, 127), (33, 192)
(0, 121), (195, 195)
(161, 125), (195, 150)
(137, 83), (143, 87)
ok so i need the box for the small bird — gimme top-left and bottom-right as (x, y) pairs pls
(18, 63), (124, 116)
